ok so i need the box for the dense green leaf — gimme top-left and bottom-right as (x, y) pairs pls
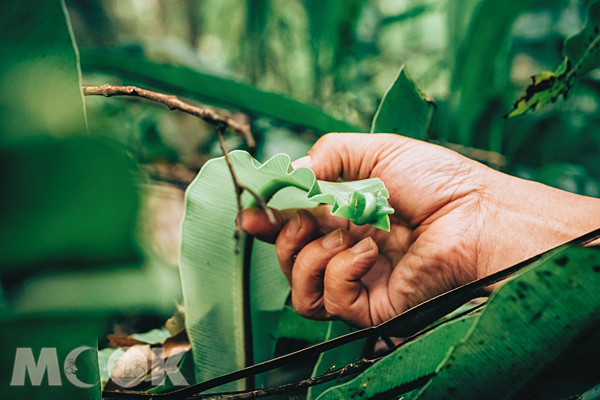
(506, 1), (600, 118)
(370, 66), (435, 139)
(79, 49), (362, 134)
(180, 151), (394, 390)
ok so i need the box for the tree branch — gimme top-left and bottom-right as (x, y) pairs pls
(83, 84), (254, 147)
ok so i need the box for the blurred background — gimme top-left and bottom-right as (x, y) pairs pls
(69, 0), (600, 182)
(61, 0), (600, 271)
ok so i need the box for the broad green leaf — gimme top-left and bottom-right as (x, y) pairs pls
(180, 151), (394, 390)
(415, 246), (600, 399)
(370, 66), (435, 139)
(506, 1), (600, 118)
(316, 314), (478, 400)
(316, 245), (600, 400)
(453, 0), (535, 143)
(508, 326), (600, 399)
(79, 49), (362, 134)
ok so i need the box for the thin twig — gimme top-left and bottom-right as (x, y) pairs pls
(216, 128), (276, 252)
(83, 84), (254, 147)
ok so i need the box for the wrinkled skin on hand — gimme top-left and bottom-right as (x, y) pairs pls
(243, 133), (600, 328)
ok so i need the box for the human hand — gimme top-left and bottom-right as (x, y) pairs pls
(243, 133), (600, 328)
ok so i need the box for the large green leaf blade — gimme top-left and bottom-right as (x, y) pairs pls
(370, 66), (435, 139)
(414, 246), (600, 399)
(80, 50), (362, 134)
(316, 314), (478, 400)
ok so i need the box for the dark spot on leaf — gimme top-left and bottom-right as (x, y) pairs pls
(393, 128), (398, 133)
(593, 265), (600, 272)
(543, 270), (551, 276)
(591, 36), (595, 43)
(448, 387), (458, 395)
(596, 25), (599, 34)
(555, 256), (568, 266)
(478, 340), (484, 345)
(445, 364), (452, 369)
(530, 311), (542, 322)
(524, 304), (530, 311)
(518, 282), (528, 290)
(516, 290), (525, 299)
(565, 324), (572, 330)
(510, 296), (517, 302)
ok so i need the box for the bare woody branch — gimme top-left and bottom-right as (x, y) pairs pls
(83, 84), (254, 148)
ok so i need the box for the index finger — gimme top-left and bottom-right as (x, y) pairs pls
(242, 205), (349, 244)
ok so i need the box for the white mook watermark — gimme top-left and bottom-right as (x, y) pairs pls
(10, 346), (189, 388)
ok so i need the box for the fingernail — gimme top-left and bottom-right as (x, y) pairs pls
(286, 212), (302, 237)
(292, 156), (312, 168)
(322, 229), (343, 249)
(352, 237), (373, 254)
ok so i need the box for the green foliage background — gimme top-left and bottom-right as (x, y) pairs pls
(72, 0), (600, 194)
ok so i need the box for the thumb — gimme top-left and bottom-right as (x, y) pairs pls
(306, 133), (394, 182)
